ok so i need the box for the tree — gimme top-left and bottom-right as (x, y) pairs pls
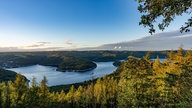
(118, 57), (154, 107)
(0, 81), (12, 108)
(152, 56), (167, 107)
(137, 0), (192, 34)
(25, 77), (39, 108)
(105, 77), (117, 108)
(38, 76), (50, 108)
(74, 86), (84, 107)
(66, 85), (76, 108)
(143, 51), (152, 62)
(58, 90), (66, 107)
(0, 82), (11, 108)
(10, 74), (28, 108)
(167, 50), (176, 61)
(94, 79), (103, 107)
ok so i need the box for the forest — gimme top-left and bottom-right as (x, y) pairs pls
(0, 48), (191, 108)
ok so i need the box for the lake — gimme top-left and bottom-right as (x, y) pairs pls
(7, 58), (165, 86)
(8, 62), (117, 86)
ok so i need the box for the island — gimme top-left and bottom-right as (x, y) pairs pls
(56, 56), (97, 72)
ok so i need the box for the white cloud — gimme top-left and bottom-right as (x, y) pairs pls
(26, 42), (51, 48)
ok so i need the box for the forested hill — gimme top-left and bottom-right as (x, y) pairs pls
(0, 68), (18, 82)
(0, 68), (27, 82)
(0, 49), (191, 108)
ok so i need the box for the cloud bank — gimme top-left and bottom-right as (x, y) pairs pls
(81, 30), (192, 51)
(0, 30), (192, 52)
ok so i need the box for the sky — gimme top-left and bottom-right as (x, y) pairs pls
(0, 0), (191, 51)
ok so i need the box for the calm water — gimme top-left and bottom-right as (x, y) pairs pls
(8, 62), (117, 86)
(151, 58), (166, 62)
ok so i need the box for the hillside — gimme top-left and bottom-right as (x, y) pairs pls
(0, 49), (191, 108)
(0, 68), (23, 82)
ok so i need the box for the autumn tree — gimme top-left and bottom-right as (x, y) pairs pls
(38, 76), (50, 108)
(94, 78), (103, 107)
(66, 85), (76, 108)
(118, 57), (154, 107)
(0, 82), (11, 108)
(74, 85), (85, 107)
(104, 77), (117, 108)
(152, 56), (168, 107)
(9, 74), (28, 108)
(58, 90), (66, 107)
(25, 77), (40, 108)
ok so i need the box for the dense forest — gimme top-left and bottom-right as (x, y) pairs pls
(0, 69), (18, 82)
(0, 48), (191, 108)
(0, 51), (168, 67)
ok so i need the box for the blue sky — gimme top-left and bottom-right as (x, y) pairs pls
(0, 0), (190, 51)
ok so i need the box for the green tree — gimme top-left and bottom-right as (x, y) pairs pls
(137, 0), (192, 34)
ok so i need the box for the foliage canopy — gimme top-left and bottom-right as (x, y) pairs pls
(137, 0), (192, 34)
